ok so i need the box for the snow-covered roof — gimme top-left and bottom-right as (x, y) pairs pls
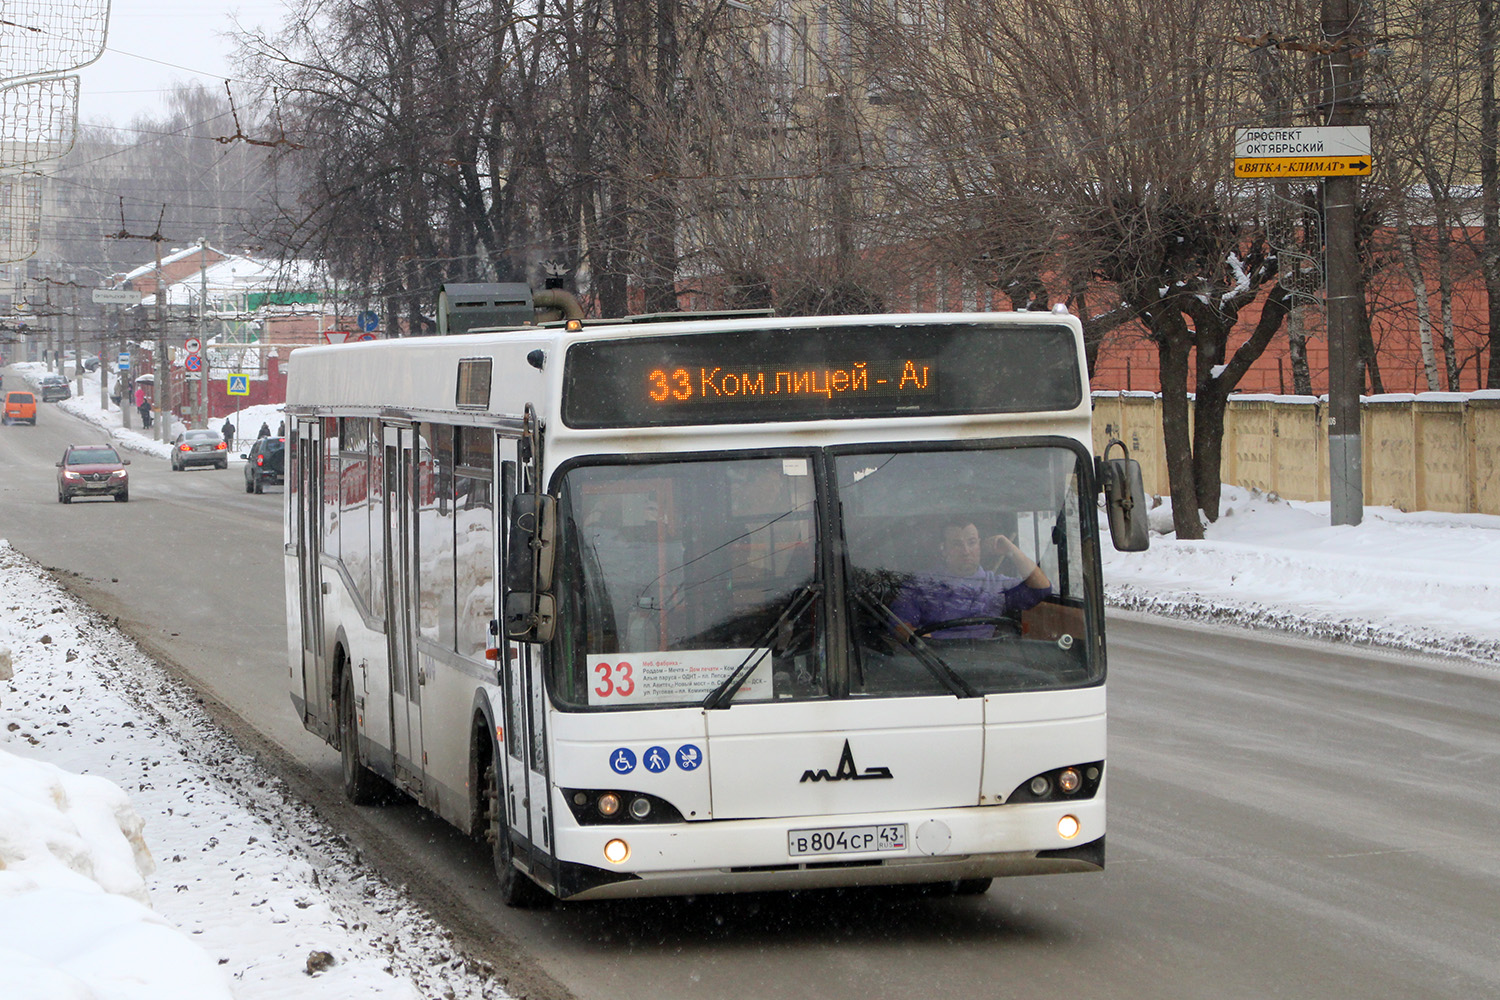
(138, 255), (329, 309)
(121, 244), (220, 282)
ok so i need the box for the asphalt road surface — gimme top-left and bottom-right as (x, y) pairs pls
(3, 384), (1497, 999)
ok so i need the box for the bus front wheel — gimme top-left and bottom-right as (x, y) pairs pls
(483, 756), (552, 909)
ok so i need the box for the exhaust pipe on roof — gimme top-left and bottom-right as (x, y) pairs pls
(533, 288), (585, 323)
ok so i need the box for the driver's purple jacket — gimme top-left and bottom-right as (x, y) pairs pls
(890, 568), (1051, 638)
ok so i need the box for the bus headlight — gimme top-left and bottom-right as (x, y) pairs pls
(604, 838), (630, 864)
(1058, 815), (1081, 840)
(561, 789), (686, 824)
(1007, 762), (1103, 803)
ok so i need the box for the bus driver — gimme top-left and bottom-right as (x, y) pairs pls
(890, 518), (1052, 639)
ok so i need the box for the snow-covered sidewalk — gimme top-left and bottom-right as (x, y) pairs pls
(1102, 484), (1500, 664)
(0, 542), (500, 1000)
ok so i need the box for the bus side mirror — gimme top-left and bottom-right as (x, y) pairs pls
(504, 494), (557, 643)
(503, 592), (556, 643)
(505, 494), (556, 592)
(1098, 442), (1149, 552)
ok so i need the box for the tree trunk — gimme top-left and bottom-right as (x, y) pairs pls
(1482, 0), (1500, 387)
(1191, 383), (1228, 523)
(1396, 211), (1440, 390)
(1186, 283), (1293, 521)
(1287, 306), (1313, 395)
(641, 0), (681, 314)
(1151, 311), (1202, 540)
(1436, 220), (1459, 390)
(1356, 272), (1383, 394)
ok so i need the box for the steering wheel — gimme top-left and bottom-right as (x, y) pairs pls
(913, 616), (1022, 638)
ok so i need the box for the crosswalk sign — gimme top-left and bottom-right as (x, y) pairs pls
(227, 374), (250, 396)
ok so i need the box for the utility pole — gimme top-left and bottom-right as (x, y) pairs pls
(120, 316), (133, 430)
(198, 237), (208, 429)
(1322, 0), (1364, 526)
(153, 238), (167, 442)
(45, 274), (59, 374)
(98, 299), (109, 412)
(107, 205), (173, 439)
(69, 274), (81, 399)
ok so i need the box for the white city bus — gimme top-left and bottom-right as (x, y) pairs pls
(284, 307), (1147, 905)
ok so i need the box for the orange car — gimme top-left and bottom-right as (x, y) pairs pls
(3, 390), (37, 425)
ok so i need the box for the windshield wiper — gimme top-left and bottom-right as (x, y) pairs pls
(854, 592), (978, 699)
(703, 584), (821, 710)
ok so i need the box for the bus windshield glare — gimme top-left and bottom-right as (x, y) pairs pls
(550, 443), (1097, 710)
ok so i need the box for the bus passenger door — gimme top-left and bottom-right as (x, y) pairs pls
(499, 457), (550, 864)
(295, 419), (329, 735)
(383, 423), (423, 791)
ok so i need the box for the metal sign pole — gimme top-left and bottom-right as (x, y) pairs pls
(1323, 0), (1364, 526)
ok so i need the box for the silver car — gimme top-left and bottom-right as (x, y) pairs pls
(170, 428), (229, 471)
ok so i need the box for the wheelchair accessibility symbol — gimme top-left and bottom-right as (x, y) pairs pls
(609, 748), (637, 775)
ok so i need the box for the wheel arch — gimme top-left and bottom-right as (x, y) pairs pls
(329, 626), (354, 744)
(468, 689), (502, 839)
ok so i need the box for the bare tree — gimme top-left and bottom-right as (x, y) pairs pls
(246, 0), (579, 330)
(44, 83), (277, 276)
(847, 0), (1328, 538)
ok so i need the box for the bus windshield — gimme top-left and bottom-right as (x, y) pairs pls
(838, 444), (1096, 697)
(550, 443), (1098, 711)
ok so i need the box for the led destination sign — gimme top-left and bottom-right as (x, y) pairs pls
(562, 323), (1081, 429)
(647, 357), (936, 405)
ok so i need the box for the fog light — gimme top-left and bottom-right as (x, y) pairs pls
(1029, 775), (1051, 797)
(1057, 768), (1081, 794)
(629, 796), (652, 820)
(603, 838), (630, 864)
(597, 792), (621, 817)
(1058, 815), (1081, 840)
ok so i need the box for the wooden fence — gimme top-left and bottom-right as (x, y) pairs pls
(1090, 392), (1500, 516)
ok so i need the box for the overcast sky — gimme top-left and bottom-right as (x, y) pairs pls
(76, 0), (290, 125)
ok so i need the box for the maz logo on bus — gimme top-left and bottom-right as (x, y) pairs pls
(800, 739), (894, 783)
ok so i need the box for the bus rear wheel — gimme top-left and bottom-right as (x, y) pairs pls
(339, 670), (388, 804)
(483, 757), (552, 908)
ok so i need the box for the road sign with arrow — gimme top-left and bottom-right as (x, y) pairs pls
(1233, 125), (1372, 179)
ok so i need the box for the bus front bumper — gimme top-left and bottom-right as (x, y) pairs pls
(550, 799), (1105, 900)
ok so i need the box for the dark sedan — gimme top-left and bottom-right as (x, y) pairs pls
(57, 444), (130, 503)
(39, 374), (72, 402)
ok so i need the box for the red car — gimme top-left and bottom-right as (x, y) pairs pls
(57, 444), (131, 503)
